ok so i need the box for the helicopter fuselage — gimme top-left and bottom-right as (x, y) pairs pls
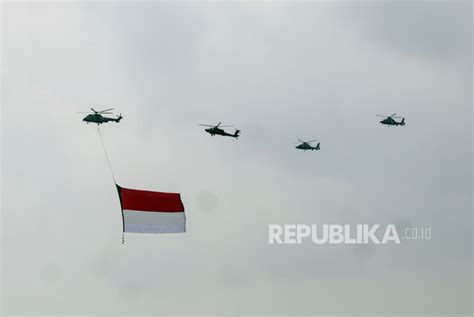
(205, 127), (240, 138)
(83, 114), (122, 125)
(380, 117), (405, 126)
(296, 142), (320, 151)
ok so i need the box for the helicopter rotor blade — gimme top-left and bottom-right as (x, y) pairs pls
(90, 107), (98, 113)
(297, 139), (305, 143)
(389, 113), (397, 117)
(376, 115), (387, 117)
(99, 108), (114, 113)
(306, 139), (318, 143)
(199, 124), (216, 127)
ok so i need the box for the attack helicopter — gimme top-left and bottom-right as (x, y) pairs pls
(199, 122), (241, 139)
(377, 113), (405, 126)
(78, 108), (123, 125)
(295, 139), (320, 151)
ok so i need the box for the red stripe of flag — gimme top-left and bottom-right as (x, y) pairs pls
(119, 186), (184, 212)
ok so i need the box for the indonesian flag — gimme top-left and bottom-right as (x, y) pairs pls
(116, 185), (186, 234)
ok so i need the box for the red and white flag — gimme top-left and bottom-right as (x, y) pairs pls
(116, 185), (186, 234)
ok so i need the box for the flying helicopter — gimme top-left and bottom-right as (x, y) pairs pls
(199, 122), (241, 138)
(377, 113), (405, 126)
(295, 139), (320, 151)
(78, 108), (123, 125)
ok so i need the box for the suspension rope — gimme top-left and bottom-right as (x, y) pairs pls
(97, 125), (117, 184)
(97, 125), (125, 244)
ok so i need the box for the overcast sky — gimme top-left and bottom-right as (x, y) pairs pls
(2, 1), (472, 315)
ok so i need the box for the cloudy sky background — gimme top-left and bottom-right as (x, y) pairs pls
(2, 1), (472, 315)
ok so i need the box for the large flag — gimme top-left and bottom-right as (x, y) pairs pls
(116, 185), (186, 234)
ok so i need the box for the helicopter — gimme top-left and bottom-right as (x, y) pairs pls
(78, 108), (123, 125)
(199, 122), (241, 138)
(377, 113), (405, 126)
(295, 139), (320, 151)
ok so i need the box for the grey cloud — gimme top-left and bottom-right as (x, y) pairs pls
(2, 1), (471, 315)
(344, 1), (472, 64)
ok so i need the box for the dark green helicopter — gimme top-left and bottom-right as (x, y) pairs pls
(199, 122), (241, 138)
(295, 139), (320, 151)
(78, 108), (123, 125)
(377, 113), (405, 126)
